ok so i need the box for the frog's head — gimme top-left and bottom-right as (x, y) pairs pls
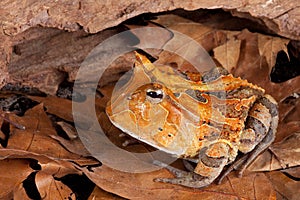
(106, 53), (196, 156)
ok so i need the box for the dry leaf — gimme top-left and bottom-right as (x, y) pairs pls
(213, 31), (241, 72)
(13, 160), (81, 199)
(49, 135), (91, 157)
(39, 160), (80, 179)
(88, 186), (125, 200)
(29, 96), (73, 122)
(6, 105), (72, 158)
(227, 29), (299, 104)
(152, 14), (224, 51)
(257, 35), (289, 70)
(269, 132), (300, 168)
(248, 150), (283, 172)
(281, 167), (300, 179)
(56, 121), (78, 140)
(249, 121), (300, 171)
(3, 104), (94, 164)
(0, 159), (34, 199)
(126, 22), (173, 58)
(13, 181), (32, 200)
(266, 171), (300, 200)
(79, 164), (276, 200)
(151, 14), (227, 72)
(35, 171), (75, 200)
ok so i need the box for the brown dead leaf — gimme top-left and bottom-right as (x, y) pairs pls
(49, 135), (91, 157)
(29, 96), (73, 122)
(88, 186), (125, 200)
(281, 166), (300, 179)
(248, 149), (283, 172)
(4, 104), (92, 162)
(152, 14), (226, 52)
(78, 163), (276, 200)
(0, 130), (5, 141)
(126, 22), (173, 58)
(216, 30), (289, 76)
(39, 160), (81, 179)
(275, 121), (300, 143)
(281, 97), (300, 123)
(266, 171), (300, 200)
(13, 160), (81, 199)
(257, 35), (289, 70)
(227, 29), (299, 104)
(0, 149), (56, 163)
(96, 85), (115, 112)
(56, 121), (78, 140)
(13, 182), (31, 200)
(224, 172), (276, 200)
(151, 14), (227, 72)
(213, 31), (241, 72)
(35, 171), (75, 200)
(0, 159), (34, 199)
(269, 132), (300, 168)
(249, 121), (300, 171)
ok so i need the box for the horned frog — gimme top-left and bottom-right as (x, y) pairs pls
(106, 52), (278, 188)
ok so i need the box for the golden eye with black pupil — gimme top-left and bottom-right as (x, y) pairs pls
(146, 89), (164, 103)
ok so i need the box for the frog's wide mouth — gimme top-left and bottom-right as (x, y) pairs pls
(105, 109), (187, 157)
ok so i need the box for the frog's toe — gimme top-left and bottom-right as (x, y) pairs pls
(154, 177), (186, 185)
(153, 160), (189, 178)
(154, 174), (210, 188)
(153, 160), (212, 188)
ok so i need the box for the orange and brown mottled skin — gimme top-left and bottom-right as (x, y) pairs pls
(106, 52), (278, 188)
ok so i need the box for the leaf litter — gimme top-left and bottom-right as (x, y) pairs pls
(0, 11), (299, 200)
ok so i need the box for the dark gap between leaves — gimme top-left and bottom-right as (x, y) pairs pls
(70, 160), (102, 172)
(0, 94), (39, 116)
(56, 174), (95, 200)
(23, 172), (41, 200)
(47, 114), (75, 140)
(0, 117), (10, 147)
(86, 162), (102, 172)
(282, 171), (300, 181)
(9, 96), (39, 116)
(271, 41), (300, 83)
(28, 159), (42, 171)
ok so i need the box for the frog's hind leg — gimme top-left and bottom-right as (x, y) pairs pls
(154, 142), (230, 188)
(237, 95), (278, 174)
(218, 94), (279, 184)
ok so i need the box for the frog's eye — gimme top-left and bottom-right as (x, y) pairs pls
(146, 89), (164, 103)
